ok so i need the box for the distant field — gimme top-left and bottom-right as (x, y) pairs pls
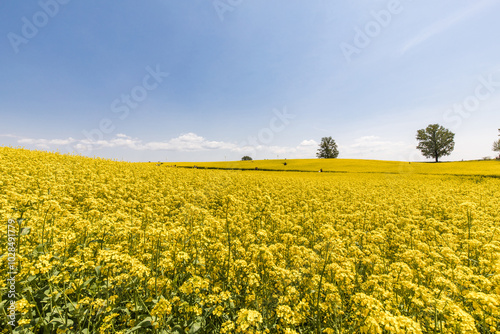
(171, 158), (500, 176)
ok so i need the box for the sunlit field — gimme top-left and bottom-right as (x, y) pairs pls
(1, 147), (499, 333)
(174, 158), (500, 176)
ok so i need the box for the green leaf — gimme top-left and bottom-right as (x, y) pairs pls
(82, 277), (95, 288)
(126, 326), (142, 333)
(172, 325), (186, 334)
(48, 317), (65, 325)
(189, 318), (203, 333)
(136, 317), (153, 328)
(20, 227), (31, 236)
(120, 307), (131, 316)
(95, 266), (101, 276)
(65, 302), (76, 312)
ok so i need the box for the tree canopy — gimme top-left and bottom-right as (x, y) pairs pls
(416, 124), (455, 162)
(317, 137), (339, 159)
(493, 129), (500, 158)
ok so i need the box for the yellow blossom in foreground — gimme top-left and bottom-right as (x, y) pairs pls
(151, 298), (172, 318)
(237, 309), (263, 331)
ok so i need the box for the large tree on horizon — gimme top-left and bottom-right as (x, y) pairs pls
(317, 137), (339, 159)
(416, 124), (455, 162)
(493, 129), (500, 159)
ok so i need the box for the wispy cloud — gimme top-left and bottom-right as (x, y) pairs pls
(13, 134), (423, 161)
(18, 138), (77, 145)
(400, 0), (495, 55)
(340, 136), (417, 160)
(13, 133), (320, 158)
(72, 133), (238, 152)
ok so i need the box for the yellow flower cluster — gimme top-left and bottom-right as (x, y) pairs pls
(1, 146), (499, 333)
(151, 297), (172, 318)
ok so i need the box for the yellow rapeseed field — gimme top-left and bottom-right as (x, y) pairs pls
(1, 146), (499, 333)
(174, 158), (500, 176)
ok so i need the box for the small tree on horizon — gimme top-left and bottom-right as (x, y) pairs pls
(416, 124), (455, 162)
(317, 137), (339, 159)
(493, 129), (500, 159)
(241, 155), (253, 161)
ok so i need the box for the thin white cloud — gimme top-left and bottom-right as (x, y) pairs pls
(73, 133), (237, 152)
(15, 133), (314, 156)
(299, 139), (318, 146)
(340, 136), (419, 161)
(18, 137), (77, 147)
(13, 134), (424, 161)
(400, 0), (495, 55)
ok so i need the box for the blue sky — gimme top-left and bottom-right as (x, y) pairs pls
(1, 0), (500, 162)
